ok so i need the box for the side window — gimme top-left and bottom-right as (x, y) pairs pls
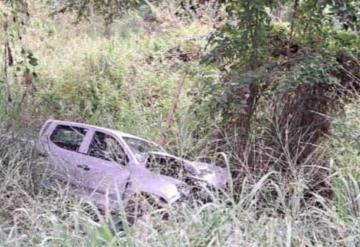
(50, 125), (87, 151)
(88, 131), (128, 165)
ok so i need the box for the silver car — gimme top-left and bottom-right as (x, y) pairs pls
(36, 119), (229, 211)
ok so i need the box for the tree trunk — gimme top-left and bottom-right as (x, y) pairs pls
(287, 0), (299, 57)
(3, 35), (13, 104)
(159, 71), (187, 147)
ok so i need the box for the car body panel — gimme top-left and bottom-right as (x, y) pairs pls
(127, 162), (184, 203)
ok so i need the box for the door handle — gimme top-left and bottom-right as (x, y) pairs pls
(77, 164), (90, 171)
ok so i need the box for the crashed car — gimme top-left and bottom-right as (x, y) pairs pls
(36, 119), (229, 211)
(125, 139), (229, 189)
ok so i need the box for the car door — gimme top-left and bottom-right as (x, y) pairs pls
(76, 130), (131, 199)
(44, 123), (89, 184)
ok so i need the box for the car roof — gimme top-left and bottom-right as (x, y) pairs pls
(48, 119), (156, 144)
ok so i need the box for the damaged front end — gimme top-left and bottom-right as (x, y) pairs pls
(186, 161), (229, 188)
(143, 152), (229, 200)
(128, 162), (190, 205)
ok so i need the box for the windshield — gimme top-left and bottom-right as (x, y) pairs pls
(123, 137), (164, 162)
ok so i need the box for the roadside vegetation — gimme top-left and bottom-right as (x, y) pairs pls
(0, 0), (359, 246)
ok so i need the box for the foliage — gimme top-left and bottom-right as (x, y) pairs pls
(47, 0), (145, 38)
(201, 0), (359, 140)
(320, 98), (360, 221)
(0, 0), (360, 244)
(48, 0), (144, 23)
(0, 1), (212, 142)
(206, 0), (276, 69)
(0, 0), (39, 114)
(273, 53), (340, 93)
(326, 30), (360, 57)
(328, 100), (360, 177)
(329, 0), (360, 32)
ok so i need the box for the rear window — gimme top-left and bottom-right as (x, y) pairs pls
(50, 125), (87, 151)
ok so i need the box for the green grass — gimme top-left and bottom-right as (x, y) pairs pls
(1, 126), (360, 246)
(1, 1), (216, 141)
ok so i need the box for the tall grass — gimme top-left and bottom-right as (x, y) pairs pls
(1, 1), (360, 246)
(1, 122), (360, 246)
(0, 1), (218, 142)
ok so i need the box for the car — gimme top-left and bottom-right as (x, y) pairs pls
(35, 119), (229, 212)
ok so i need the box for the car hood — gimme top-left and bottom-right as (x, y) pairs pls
(128, 162), (188, 204)
(147, 151), (229, 188)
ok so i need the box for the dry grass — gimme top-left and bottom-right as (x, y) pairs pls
(0, 1), (359, 246)
(0, 127), (359, 246)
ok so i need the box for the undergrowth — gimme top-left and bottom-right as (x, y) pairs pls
(0, 1), (359, 246)
(1, 104), (360, 246)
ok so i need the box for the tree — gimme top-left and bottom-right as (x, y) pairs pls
(1, 0), (37, 112)
(204, 0), (276, 146)
(207, 0), (275, 69)
(201, 0), (360, 179)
